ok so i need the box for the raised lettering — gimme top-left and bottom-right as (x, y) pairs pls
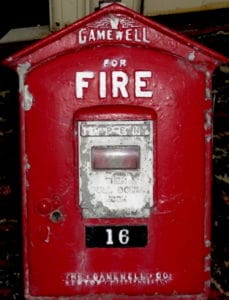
(112, 71), (129, 98)
(75, 70), (153, 99)
(97, 30), (106, 40)
(134, 29), (141, 42)
(77, 27), (150, 45)
(78, 29), (87, 44)
(107, 30), (113, 40)
(135, 71), (153, 98)
(125, 29), (132, 41)
(75, 72), (94, 98)
(116, 31), (123, 40)
(142, 28), (150, 43)
(89, 30), (96, 41)
(99, 72), (106, 98)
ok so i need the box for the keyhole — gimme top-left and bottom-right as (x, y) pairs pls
(51, 210), (63, 223)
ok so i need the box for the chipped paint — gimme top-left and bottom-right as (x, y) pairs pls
(44, 226), (51, 243)
(24, 154), (31, 188)
(5, 56), (13, 62)
(205, 88), (211, 99)
(205, 71), (211, 79)
(23, 85), (33, 111)
(204, 254), (211, 272)
(188, 51), (196, 61)
(205, 135), (212, 143)
(204, 109), (213, 131)
(205, 240), (211, 248)
(205, 71), (213, 100)
(24, 154), (31, 171)
(17, 62), (33, 111)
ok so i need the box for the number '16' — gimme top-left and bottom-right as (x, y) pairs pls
(106, 228), (130, 245)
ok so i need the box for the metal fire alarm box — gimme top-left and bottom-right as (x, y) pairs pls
(3, 3), (228, 299)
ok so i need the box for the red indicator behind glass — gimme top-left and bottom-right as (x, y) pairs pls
(91, 146), (140, 170)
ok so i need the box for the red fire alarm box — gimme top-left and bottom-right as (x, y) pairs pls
(3, 3), (228, 299)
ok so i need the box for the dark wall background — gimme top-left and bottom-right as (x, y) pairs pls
(0, 0), (49, 38)
(0, 5), (228, 299)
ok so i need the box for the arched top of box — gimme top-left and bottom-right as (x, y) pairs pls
(3, 3), (228, 70)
